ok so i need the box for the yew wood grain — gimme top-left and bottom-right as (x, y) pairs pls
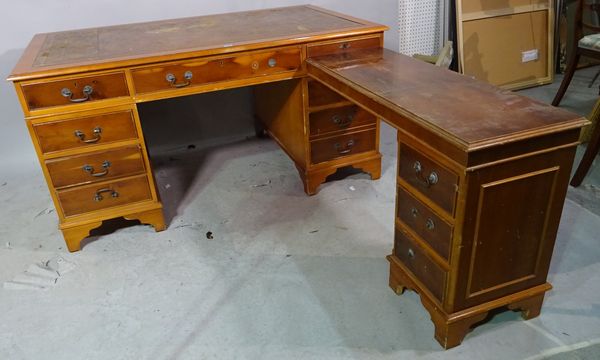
(33, 110), (139, 154)
(21, 72), (129, 111)
(131, 47), (302, 95)
(307, 35), (382, 58)
(57, 175), (153, 217)
(9, 6), (387, 81)
(308, 78), (346, 107)
(45, 146), (146, 188)
(310, 128), (377, 164)
(309, 105), (375, 138)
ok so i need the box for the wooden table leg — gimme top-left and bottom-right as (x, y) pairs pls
(571, 112), (600, 186)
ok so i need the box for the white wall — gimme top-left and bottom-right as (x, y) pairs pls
(0, 1), (398, 169)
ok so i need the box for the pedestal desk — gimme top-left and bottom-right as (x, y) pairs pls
(7, 5), (588, 349)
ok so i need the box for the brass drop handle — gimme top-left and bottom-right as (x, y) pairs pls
(61, 85), (93, 103)
(334, 139), (355, 155)
(413, 161), (439, 187)
(331, 113), (354, 129)
(339, 42), (351, 50)
(83, 160), (111, 177)
(94, 188), (119, 202)
(74, 127), (102, 143)
(426, 218), (435, 231)
(411, 208), (419, 217)
(166, 71), (193, 88)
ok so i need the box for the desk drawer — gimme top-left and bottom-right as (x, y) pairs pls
(21, 72), (129, 111)
(398, 143), (458, 215)
(310, 128), (376, 164)
(33, 110), (139, 154)
(310, 106), (375, 137)
(397, 186), (452, 261)
(132, 47), (301, 95)
(394, 227), (447, 301)
(46, 146), (146, 189)
(308, 79), (346, 108)
(307, 35), (381, 58)
(57, 175), (152, 217)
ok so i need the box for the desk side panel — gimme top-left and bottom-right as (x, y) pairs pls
(254, 78), (308, 166)
(451, 142), (577, 311)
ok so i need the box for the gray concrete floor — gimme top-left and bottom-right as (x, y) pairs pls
(1, 69), (600, 360)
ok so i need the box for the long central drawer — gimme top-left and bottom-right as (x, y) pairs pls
(131, 46), (302, 95)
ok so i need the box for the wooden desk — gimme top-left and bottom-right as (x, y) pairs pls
(7, 5), (588, 349)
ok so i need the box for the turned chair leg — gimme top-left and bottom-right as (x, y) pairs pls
(571, 119), (600, 186)
(552, 52), (581, 107)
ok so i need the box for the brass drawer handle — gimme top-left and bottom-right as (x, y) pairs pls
(339, 42), (351, 50)
(74, 127), (102, 143)
(413, 161), (439, 187)
(426, 218), (435, 231)
(82, 160), (111, 177)
(94, 188), (119, 202)
(331, 113), (354, 129)
(334, 139), (355, 155)
(411, 208), (419, 217)
(61, 85), (93, 103)
(166, 71), (193, 88)
(268, 58), (277, 68)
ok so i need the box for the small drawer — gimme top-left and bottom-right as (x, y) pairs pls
(310, 106), (376, 137)
(46, 146), (146, 188)
(307, 36), (381, 58)
(310, 128), (376, 164)
(21, 72), (129, 111)
(397, 186), (453, 261)
(132, 46), (302, 94)
(308, 79), (346, 108)
(398, 143), (458, 215)
(57, 175), (153, 217)
(394, 227), (447, 301)
(33, 110), (139, 154)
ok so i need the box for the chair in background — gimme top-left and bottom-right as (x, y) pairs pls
(571, 99), (600, 186)
(553, 0), (600, 105)
(553, 0), (600, 186)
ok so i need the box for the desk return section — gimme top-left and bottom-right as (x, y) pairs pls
(307, 48), (587, 349)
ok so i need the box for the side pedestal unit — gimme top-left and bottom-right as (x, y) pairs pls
(389, 128), (580, 349)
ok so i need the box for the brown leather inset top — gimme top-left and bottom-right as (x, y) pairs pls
(307, 48), (588, 151)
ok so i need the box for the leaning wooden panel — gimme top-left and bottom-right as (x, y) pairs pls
(462, 11), (550, 88)
(461, 0), (549, 17)
(456, 0), (554, 90)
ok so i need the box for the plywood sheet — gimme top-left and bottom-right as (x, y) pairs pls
(462, 10), (549, 87)
(461, 0), (548, 15)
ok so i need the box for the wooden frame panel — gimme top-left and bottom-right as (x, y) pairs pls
(456, 0), (554, 90)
